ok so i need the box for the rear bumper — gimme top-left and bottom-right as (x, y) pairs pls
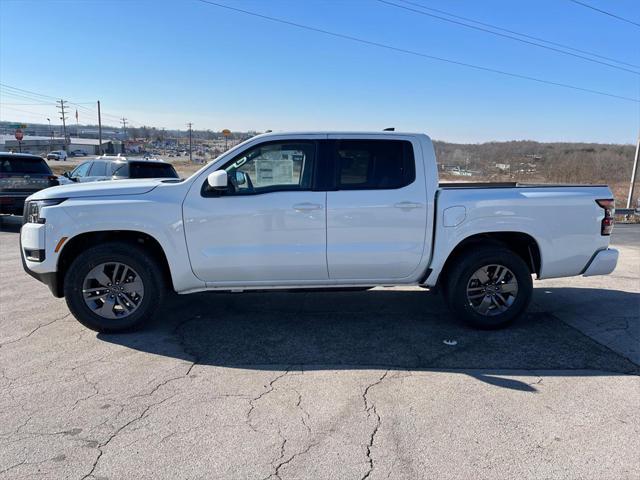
(582, 248), (619, 277)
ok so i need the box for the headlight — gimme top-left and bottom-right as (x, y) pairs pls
(25, 199), (66, 224)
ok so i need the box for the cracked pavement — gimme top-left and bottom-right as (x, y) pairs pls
(1, 221), (638, 479)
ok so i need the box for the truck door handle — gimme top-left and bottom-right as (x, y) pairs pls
(293, 203), (323, 211)
(394, 201), (422, 210)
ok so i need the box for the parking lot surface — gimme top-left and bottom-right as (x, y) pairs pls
(1, 220), (638, 479)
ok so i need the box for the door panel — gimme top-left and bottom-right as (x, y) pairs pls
(327, 190), (426, 279)
(184, 192), (327, 283)
(326, 137), (428, 280)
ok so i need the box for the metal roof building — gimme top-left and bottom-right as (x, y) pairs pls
(1, 135), (121, 155)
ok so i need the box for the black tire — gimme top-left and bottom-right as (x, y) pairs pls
(444, 246), (533, 329)
(64, 242), (165, 333)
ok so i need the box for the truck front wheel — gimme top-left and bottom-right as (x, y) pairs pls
(63, 242), (165, 333)
(444, 246), (533, 329)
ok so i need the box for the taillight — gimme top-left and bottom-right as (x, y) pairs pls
(596, 199), (615, 236)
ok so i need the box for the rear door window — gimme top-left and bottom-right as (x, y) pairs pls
(0, 156), (51, 174)
(334, 140), (415, 190)
(111, 162), (128, 176)
(88, 161), (108, 177)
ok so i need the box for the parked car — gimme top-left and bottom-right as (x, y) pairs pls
(69, 149), (88, 157)
(60, 156), (179, 183)
(46, 150), (68, 161)
(21, 131), (618, 333)
(0, 152), (58, 215)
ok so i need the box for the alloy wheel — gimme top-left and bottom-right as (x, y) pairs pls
(82, 262), (144, 319)
(466, 264), (519, 316)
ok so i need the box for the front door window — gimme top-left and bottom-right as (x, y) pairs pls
(221, 142), (315, 195)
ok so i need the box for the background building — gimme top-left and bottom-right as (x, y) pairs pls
(1, 135), (121, 155)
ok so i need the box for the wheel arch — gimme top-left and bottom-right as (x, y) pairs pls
(434, 231), (541, 289)
(53, 230), (174, 298)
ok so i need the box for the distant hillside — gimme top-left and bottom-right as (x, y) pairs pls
(433, 140), (636, 204)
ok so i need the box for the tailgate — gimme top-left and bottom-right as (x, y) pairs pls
(0, 174), (57, 194)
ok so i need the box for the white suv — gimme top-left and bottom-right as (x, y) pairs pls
(46, 150), (68, 161)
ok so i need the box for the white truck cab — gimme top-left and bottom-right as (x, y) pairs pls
(20, 131), (618, 332)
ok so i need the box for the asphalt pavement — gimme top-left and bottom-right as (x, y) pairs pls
(0, 220), (638, 479)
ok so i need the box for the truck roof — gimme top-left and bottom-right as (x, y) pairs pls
(0, 151), (44, 159)
(252, 131), (430, 138)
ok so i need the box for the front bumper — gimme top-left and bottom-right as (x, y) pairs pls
(20, 222), (63, 297)
(582, 248), (619, 277)
(20, 246), (62, 297)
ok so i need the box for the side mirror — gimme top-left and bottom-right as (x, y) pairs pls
(62, 171), (70, 178)
(207, 170), (228, 189)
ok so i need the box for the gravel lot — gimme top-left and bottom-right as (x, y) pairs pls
(0, 220), (638, 479)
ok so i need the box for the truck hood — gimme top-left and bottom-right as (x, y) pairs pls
(28, 179), (164, 201)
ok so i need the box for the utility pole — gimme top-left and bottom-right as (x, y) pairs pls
(97, 101), (103, 155)
(47, 118), (52, 152)
(120, 117), (128, 136)
(627, 132), (640, 209)
(188, 122), (193, 162)
(56, 99), (68, 148)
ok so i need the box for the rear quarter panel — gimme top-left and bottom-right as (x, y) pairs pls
(427, 186), (612, 284)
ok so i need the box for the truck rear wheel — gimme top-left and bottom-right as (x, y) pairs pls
(444, 246), (532, 329)
(63, 242), (165, 333)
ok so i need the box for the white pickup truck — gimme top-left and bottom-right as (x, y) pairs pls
(20, 131), (619, 332)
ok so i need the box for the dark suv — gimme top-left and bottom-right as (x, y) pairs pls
(0, 153), (58, 215)
(61, 157), (179, 183)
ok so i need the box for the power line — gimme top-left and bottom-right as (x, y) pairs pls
(389, 0), (640, 69)
(568, 0), (640, 28)
(0, 83), (58, 101)
(195, 0), (639, 103)
(0, 90), (57, 105)
(0, 105), (53, 118)
(377, 0), (639, 75)
(72, 104), (120, 123)
(0, 83), (140, 127)
(0, 87), (103, 123)
(0, 102), (54, 106)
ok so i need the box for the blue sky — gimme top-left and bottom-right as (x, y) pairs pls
(1, 0), (638, 143)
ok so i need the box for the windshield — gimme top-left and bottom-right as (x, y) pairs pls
(0, 156), (51, 174)
(127, 162), (179, 179)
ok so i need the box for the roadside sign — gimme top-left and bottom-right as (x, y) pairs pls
(15, 129), (24, 141)
(222, 129), (231, 137)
